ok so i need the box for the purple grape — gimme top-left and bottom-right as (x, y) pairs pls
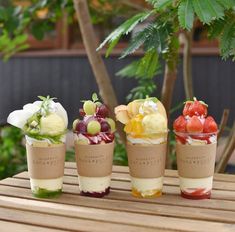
(79, 109), (86, 117)
(96, 104), (109, 118)
(100, 121), (111, 132)
(76, 121), (87, 134)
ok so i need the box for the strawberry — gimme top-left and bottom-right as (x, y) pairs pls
(183, 102), (192, 117)
(186, 116), (203, 133)
(203, 116), (218, 133)
(173, 116), (187, 132)
(189, 100), (208, 117)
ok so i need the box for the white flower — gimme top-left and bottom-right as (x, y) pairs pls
(7, 99), (68, 129)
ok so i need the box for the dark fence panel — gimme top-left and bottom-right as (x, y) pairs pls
(0, 55), (234, 127)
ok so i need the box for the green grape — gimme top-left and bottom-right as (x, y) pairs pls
(83, 100), (96, 115)
(87, 120), (101, 135)
(106, 118), (116, 133)
(72, 119), (79, 131)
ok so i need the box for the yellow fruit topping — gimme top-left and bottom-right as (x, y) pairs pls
(115, 97), (168, 138)
(142, 113), (167, 134)
(127, 100), (144, 118)
(124, 114), (144, 136)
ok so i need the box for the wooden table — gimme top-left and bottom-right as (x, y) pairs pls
(0, 162), (235, 232)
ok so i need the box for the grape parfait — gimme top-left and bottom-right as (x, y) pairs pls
(174, 97), (218, 199)
(73, 93), (115, 197)
(7, 96), (68, 198)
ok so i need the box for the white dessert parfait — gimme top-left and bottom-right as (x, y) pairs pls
(7, 96), (68, 198)
(73, 93), (115, 197)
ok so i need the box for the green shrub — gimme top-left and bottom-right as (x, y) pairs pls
(0, 126), (27, 179)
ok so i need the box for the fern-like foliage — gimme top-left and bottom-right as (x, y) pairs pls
(178, 0), (194, 30)
(147, 0), (173, 10)
(120, 21), (172, 58)
(97, 11), (153, 56)
(220, 19), (235, 59)
(117, 49), (161, 101)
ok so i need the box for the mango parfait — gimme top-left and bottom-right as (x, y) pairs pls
(7, 96), (68, 198)
(115, 97), (168, 198)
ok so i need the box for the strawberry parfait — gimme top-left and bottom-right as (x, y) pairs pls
(174, 98), (218, 199)
(73, 94), (115, 197)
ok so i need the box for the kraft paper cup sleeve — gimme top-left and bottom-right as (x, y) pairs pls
(26, 143), (66, 179)
(75, 142), (114, 177)
(176, 143), (217, 178)
(126, 143), (167, 178)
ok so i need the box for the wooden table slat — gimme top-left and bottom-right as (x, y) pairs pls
(0, 195), (234, 232)
(0, 220), (69, 232)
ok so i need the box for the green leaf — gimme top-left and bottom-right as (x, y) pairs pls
(145, 22), (172, 52)
(146, 0), (173, 9)
(92, 93), (99, 102)
(97, 11), (153, 52)
(120, 23), (156, 58)
(105, 35), (121, 57)
(178, 0), (194, 30)
(116, 61), (140, 78)
(220, 19), (235, 59)
(117, 49), (160, 79)
(155, 0), (173, 9)
(217, 0), (235, 9)
(208, 19), (225, 39)
(192, 0), (224, 24)
(31, 23), (44, 40)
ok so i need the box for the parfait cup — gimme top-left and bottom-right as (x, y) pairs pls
(74, 140), (114, 197)
(26, 137), (66, 198)
(175, 131), (217, 199)
(126, 132), (168, 198)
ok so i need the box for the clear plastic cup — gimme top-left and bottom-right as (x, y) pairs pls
(174, 131), (217, 199)
(26, 139), (66, 198)
(126, 132), (168, 198)
(74, 140), (114, 197)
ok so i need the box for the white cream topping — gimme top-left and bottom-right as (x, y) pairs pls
(78, 175), (111, 193)
(30, 177), (63, 191)
(25, 135), (66, 145)
(179, 176), (213, 192)
(139, 100), (158, 115)
(131, 177), (163, 192)
(186, 136), (216, 145)
(127, 135), (166, 145)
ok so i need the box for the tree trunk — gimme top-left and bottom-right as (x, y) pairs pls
(182, 31), (194, 100)
(161, 64), (177, 116)
(161, 63), (177, 169)
(73, 0), (126, 143)
(215, 121), (235, 173)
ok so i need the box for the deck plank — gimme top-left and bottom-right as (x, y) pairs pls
(0, 220), (69, 232)
(0, 196), (234, 232)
